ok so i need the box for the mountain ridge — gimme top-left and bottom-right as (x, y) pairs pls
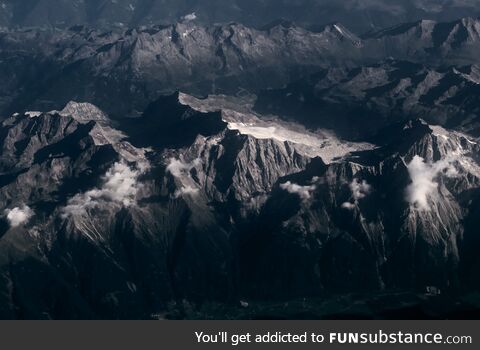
(2, 0), (480, 34)
(2, 93), (480, 318)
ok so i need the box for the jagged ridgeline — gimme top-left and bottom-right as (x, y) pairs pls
(1, 0), (480, 32)
(1, 18), (480, 120)
(1, 10), (480, 319)
(1, 92), (480, 319)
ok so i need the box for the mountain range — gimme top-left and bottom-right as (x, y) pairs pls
(1, 91), (480, 319)
(255, 60), (480, 138)
(2, 12), (480, 319)
(2, 0), (480, 34)
(2, 17), (480, 120)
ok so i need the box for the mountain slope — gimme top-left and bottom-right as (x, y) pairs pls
(0, 21), (367, 119)
(255, 60), (480, 138)
(363, 18), (480, 65)
(1, 93), (480, 319)
(3, 18), (480, 120)
(242, 119), (480, 297)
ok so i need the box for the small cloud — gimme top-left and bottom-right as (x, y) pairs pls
(4, 205), (34, 227)
(342, 179), (372, 210)
(311, 176), (321, 184)
(166, 158), (202, 198)
(174, 185), (200, 198)
(341, 202), (356, 210)
(406, 155), (457, 211)
(62, 161), (147, 218)
(280, 181), (316, 201)
(181, 12), (197, 22)
(166, 158), (201, 178)
(351, 178), (372, 201)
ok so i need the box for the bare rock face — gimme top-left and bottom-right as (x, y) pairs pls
(3, 18), (480, 120)
(255, 60), (480, 138)
(0, 22), (367, 119)
(59, 101), (110, 124)
(1, 90), (480, 319)
(242, 119), (480, 297)
(4, 6), (480, 320)
(0, 99), (237, 319)
(0, 95), (315, 318)
(363, 18), (480, 65)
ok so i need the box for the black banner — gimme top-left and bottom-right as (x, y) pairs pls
(0, 321), (476, 349)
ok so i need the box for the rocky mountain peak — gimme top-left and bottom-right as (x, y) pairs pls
(59, 101), (110, 124)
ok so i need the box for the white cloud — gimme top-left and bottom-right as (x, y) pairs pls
(342, 179), (372, 210)
(351, 179), (372, 201)
(4, 205), (34, 227)
(166, 158), (202, 199)
(341, 202), (356, 210)
(174, 185), (200, 198)
(166, 158), (201, 178)
(280, 181), (316, 201)
(62, 161), (147, 218)
(181, 12), (197, 22)
(406, 155), (457, 211)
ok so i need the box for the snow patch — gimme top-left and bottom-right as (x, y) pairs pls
(334, 24), (345, 36)
(177, 93), (374, 163)
(226, 119), (374, 163)
(25, 111), (42, 118)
